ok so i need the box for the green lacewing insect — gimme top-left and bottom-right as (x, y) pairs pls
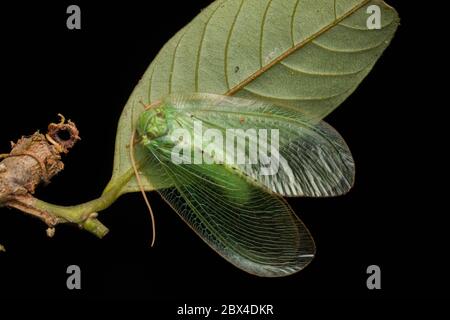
(132, 93), (354, 277)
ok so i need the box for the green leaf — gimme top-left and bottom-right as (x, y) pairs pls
(105, 0), (399, 195)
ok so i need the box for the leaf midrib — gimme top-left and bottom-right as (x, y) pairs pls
(225, 0), (372, 96)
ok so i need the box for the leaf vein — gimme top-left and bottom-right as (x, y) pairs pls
(169, 28), (189, 94)
(224, 0), (245, 91)
(195, 2), (223, 92)
(259, 0), (273, 68)
(290, 0), (301, 47)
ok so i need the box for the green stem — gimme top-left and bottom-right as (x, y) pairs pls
(31, 167), (138, 238)
(32, 192), (118, 238)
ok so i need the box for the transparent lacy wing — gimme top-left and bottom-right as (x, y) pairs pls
(142, 145), (315, 277)
(164, 93), (354, 197)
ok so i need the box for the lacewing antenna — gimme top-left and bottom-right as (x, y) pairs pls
(130, 131), (156, 247)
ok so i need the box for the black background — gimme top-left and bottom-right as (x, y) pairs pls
(0, 0), (446, 305)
